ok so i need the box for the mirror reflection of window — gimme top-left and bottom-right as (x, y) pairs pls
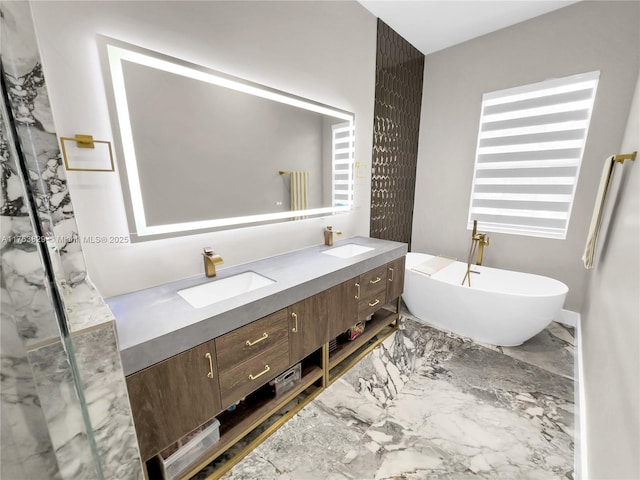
(332, 122), (354, 208)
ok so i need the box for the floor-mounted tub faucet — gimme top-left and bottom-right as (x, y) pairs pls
(462, 220), (489, 286)
(203, 247), (224, 277)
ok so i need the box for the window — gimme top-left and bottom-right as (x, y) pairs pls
(468, 71), (600, 239)
(332, 122), (355, 207)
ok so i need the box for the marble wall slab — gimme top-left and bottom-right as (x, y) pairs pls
(1, 0), (112, 335)
(0, 288), (61, 480)
(27, 339), (101, 480)
(28, 324), (143, 480)
(1, 2), (143, 478)
(1, 76), (73, 478)
(1, 131), (61, 347)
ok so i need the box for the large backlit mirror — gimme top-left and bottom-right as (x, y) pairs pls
(99, 37), (355, 241)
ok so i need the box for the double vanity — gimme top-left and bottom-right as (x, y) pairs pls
(107, 237), (407, 479)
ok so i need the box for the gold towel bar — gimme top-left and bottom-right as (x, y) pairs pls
(279, 170), (292, 175)
(614, 151), (637, 163)
(60, 134), (115, 172)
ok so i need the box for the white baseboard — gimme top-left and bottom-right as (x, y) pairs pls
(574, 314), (588, 480)
(558, 308), (579, 327)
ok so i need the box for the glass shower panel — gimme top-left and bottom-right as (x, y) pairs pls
(0, 73), (103, 480)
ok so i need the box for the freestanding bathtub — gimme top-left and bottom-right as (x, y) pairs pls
(403, 252), (568, 346)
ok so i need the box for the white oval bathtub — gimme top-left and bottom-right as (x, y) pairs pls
(403, 252), (568, 346)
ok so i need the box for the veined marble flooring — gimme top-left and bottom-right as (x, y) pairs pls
(213, 311), (575, 480)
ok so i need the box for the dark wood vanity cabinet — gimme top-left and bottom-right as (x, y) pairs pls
(289, 273), (389, 354)
(126, 340), (222, 461)
(357, 265), (388, 320)
(327, 279), (359, 340)
(289, 286), (341, 364)
(214, 309), (289, 372)
(325, 260), (405, 340)
(386, 256), (405, 304)
(127, 255), (406, 479)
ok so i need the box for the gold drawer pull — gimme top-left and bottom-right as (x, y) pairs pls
(369, 277), (382, 285)
(355, 282), (361, 300)
(389, 267), (394, 282)
(246, 332), (268, 346)
(249, 364), (270, 380)
(291, 312), (298, 333)
(205, 352), (214, 379)
(368, 299), (380, 307)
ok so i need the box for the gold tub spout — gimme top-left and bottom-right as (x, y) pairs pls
(203, 247), (224, 277)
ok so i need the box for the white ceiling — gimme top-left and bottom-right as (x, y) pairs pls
(358, 1), (580, 55)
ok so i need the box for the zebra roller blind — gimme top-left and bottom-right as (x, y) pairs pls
(468, 70), (600, 239)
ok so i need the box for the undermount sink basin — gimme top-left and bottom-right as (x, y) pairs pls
(322, 243), (374, 259)
(178, 271), (275, 308)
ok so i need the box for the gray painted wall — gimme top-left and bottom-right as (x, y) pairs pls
(412, 1), (639, 311)
(581, 71), (639, 479)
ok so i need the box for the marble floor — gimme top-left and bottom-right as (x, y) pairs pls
(211, 310), (575, 480)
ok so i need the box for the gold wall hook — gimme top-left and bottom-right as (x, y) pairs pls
(614, 151), (637, 163)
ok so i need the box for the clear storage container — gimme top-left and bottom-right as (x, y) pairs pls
(269, 363), (301, 397)
(158, 417), (220, 480)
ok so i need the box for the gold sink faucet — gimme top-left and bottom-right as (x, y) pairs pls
(324, 226), (342, 246)
(203, 247), (224, 277)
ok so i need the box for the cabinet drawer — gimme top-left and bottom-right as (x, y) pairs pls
(358, 266), (387, 299)
(218, 341), (290, 408)
(358, 289), (387, 320)
(215, 309), (288, 372)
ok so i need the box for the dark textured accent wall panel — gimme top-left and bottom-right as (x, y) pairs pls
(370, 19), (424, 247)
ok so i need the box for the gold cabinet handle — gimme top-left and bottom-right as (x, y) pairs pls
(205, 352), (214, 379)
(368, 299), (380, 307)
(249, 364), (270, 380)
(246, 332), (268, 346)
(369, 277), (382, 285)
(389, 267), (394, 282)
(355, 282), (360, 300)
(291, 312), (298, 333)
